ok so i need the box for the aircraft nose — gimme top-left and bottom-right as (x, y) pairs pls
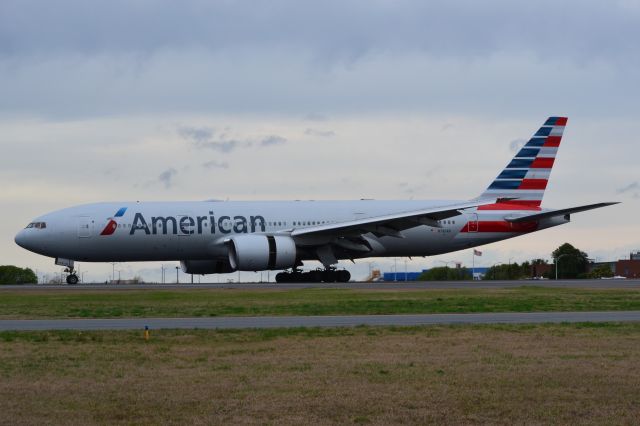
(14, 229), (28, 249)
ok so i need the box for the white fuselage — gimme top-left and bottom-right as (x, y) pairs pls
(15, 200), (567, 264)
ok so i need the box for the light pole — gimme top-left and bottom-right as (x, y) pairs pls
(394, 258), (397, 282)
(404, 259), (408, 282)
(176, 266), (179, 284)
(555, 254), (573, 280)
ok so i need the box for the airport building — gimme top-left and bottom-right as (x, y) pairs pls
(589, 251), (640, 278)
(382, 268), (489, 282)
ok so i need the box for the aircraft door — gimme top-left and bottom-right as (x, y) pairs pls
(77, 216), (92, 238)
(467, 213), (479, 233)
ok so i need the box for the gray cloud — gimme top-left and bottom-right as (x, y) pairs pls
(198, 140), (246, 153)
(617, 181), (638, 193)
(158, 168), (177, 189)
(2, 1), (639, 65)
(202, 160), (229, 169)
(305, 128), (335, 138)
(617, 181), (639, 198)
(2, 2), (640, 120)
(509, 138), (526, 153)
(178, 125), (249, 153)
(178, 126), (214, 144)
(260, 135), (287, 146)
(179, 125), (286, 152)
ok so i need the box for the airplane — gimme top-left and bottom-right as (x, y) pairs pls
(15, 117), (617, 284)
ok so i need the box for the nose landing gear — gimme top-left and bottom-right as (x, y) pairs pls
(55, 258), (78, 285)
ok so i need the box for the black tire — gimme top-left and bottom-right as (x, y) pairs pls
(306, 270), (322, 282)
(275, 272), (288, 283)
(337, 270), (351, 283)
(322, 270), (337, 283)
(66, 274), (79, 285)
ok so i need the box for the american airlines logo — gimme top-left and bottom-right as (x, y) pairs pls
(100, 207), (128, 236)
(129, 212), (267, 235)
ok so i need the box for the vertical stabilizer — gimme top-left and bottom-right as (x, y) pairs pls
(478, 117), (567, 207)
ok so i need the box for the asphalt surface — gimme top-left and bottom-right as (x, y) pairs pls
(1, 311), (640, 331)
(1, 279), (639, 290)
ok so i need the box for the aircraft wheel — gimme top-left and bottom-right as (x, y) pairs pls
(337, 270), (350, 283)
(275, 272), (290, 283)
(322, 270), (337, 283)
(66, 274), (79, 285)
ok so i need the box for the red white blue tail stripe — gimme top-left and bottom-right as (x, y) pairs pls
(478, 117), (567, 208)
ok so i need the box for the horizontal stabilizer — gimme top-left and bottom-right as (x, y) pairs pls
(506, 202), (619, 223)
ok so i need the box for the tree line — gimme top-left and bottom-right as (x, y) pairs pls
(0, 265), (37, 284)
(417, 243), (612, 281)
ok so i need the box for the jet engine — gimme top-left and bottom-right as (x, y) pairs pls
(180, 260), (235, 275)
(226, 235), (297, 271)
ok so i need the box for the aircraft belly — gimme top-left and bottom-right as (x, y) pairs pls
(66, 234), (211, 262)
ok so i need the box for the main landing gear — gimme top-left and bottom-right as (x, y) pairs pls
(275, 268), (351, 283)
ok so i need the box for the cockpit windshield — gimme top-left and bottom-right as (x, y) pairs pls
(25, 222), (46, 229)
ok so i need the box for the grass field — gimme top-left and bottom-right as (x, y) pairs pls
(1, 323), (639, 425)
(2, 287), (640, 319)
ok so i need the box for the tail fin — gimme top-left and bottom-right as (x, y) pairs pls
(478, 116), (567, 207)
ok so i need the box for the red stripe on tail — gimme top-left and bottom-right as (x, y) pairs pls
(530, 157), (555, 168)
(543, 136), (562, 147)
(518, 179), (548, 190)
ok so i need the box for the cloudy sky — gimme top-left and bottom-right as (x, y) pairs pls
(1, 0), (638, 282)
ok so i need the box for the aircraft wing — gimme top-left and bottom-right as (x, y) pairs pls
(290, 199), (497, 240)
(505, 202), (619, 223)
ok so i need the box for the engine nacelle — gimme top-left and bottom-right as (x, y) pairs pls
(226, 235), (297, 271)
(180, 260), (235, 275)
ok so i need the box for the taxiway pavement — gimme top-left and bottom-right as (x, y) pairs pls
(2, 311), (640, 331)
(1, 279), (639, 291)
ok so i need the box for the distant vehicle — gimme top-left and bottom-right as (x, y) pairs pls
(532, 276), (549, 280)
(15, 117), (618, 284)
(601, 276), (627, 280)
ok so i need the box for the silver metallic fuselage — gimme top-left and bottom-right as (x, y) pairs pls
(15, 200), (567, 263)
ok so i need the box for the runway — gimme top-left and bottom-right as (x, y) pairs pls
(1, 279), (639, 291)
(2, 311), (640, 331)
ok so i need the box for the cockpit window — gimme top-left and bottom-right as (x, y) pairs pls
(26, 222), (46, 229)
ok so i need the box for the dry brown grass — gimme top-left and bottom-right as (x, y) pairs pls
(1, 324), (640, 425)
